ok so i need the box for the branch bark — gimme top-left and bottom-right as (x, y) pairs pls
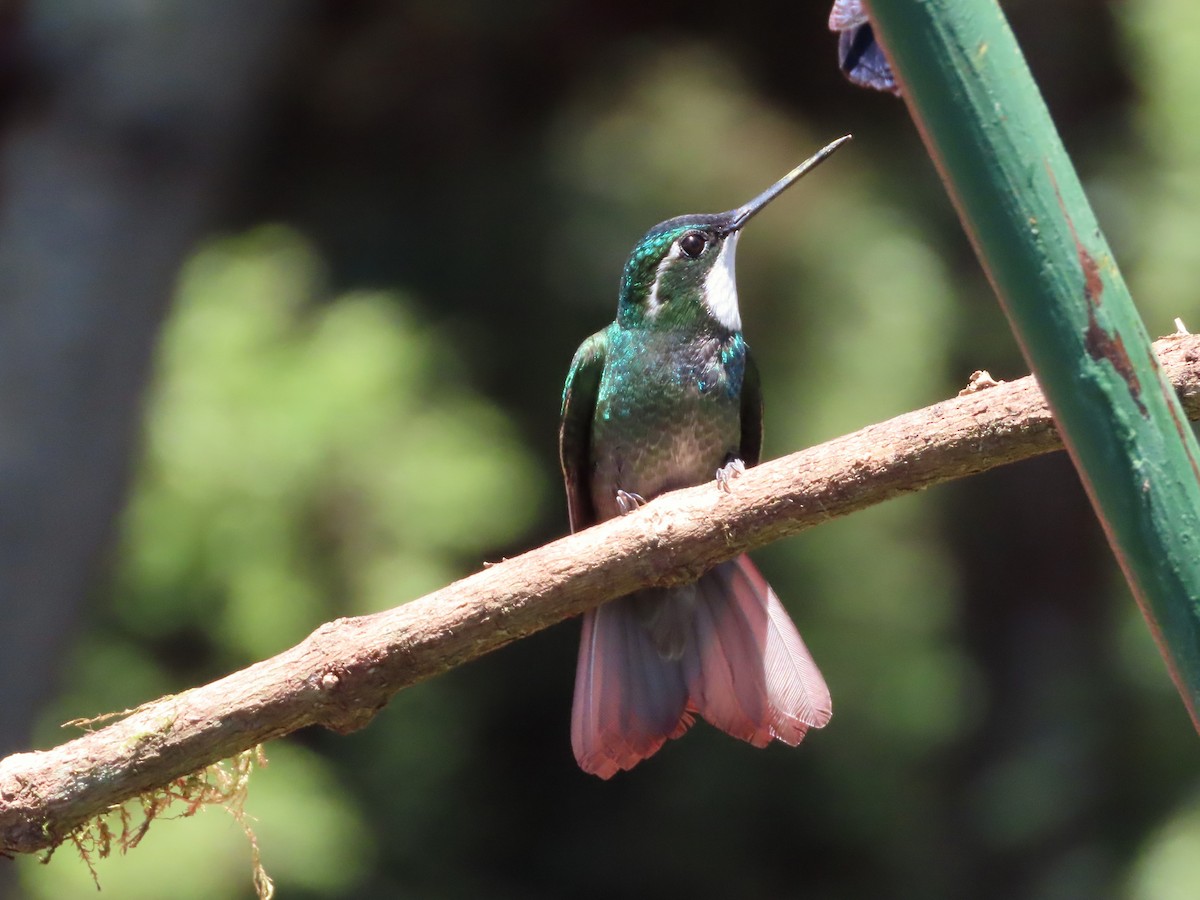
(4, 333), (1200, 856)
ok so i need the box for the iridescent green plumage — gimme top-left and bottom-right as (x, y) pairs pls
(561, 321), (760, 529)
(559, 137), (850, 778)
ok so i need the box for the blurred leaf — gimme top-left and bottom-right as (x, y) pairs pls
(32, 224), (548, 896)
(1127, 789), (1200, 900)
(114, 226), (547, 661)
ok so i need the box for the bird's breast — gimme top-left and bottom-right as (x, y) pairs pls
(589, 331), (744, 520)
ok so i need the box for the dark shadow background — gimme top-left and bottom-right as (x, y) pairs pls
(2, 1), (1197, 897)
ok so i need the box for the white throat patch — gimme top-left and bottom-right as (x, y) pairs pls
(703, 231), (742, 331)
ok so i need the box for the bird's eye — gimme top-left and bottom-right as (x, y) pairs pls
(679, 232), (707, 259)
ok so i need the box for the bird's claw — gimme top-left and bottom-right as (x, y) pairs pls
(715, 458), (746, 493)
(616, 489), (647, 515)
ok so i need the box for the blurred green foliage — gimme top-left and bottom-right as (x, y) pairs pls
(19, 228), (545, 896)
(17, 2), (1200, 897)
(117, 227), (544, 660)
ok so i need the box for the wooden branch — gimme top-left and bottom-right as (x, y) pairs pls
(4, 333), (1200, 856)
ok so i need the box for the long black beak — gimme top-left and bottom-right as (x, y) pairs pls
(728, 134), (853, 231)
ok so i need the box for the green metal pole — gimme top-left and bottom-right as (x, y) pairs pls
(864, 0), (1200, 726)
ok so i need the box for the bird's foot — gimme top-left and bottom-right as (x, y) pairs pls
(615, 489), (647, 515)
(715, 458), (746, 493)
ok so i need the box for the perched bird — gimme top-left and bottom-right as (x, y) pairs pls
(559, 136), (850, 778)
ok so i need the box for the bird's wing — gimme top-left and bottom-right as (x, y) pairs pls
(559, 327), (608, 533)
(739, 346), (764, 468)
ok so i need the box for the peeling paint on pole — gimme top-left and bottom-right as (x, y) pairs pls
(865, 0), (1200, 728)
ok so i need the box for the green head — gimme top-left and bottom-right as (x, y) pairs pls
(617, 134), (851, 332)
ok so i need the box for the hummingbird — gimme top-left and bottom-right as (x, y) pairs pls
(559, 135), (850, 779)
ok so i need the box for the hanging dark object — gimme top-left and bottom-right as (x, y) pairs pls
(829, 0), (900, 95)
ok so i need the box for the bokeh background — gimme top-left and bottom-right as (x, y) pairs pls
(3, 1), (1199, 897)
